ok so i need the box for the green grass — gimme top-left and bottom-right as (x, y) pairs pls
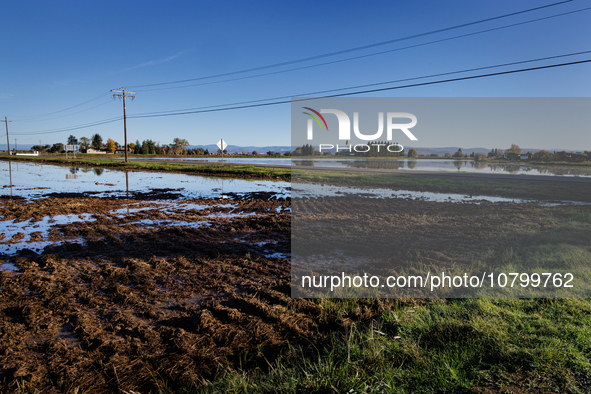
(193, 298), (591, 394)
(0, 155), (290, 180)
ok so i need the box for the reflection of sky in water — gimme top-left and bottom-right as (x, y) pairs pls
(292, 183), (591, 206)
(290, 159), (591, 177)
(0, 161), (290, 199)
(136, 157), (292, 165)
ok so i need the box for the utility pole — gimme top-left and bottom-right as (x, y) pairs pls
(14, 138), (17, 151)
(111, 88), (135, 163)
(1, 117), (11, 155)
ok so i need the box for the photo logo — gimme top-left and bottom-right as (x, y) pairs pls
(302, 107), (329, 132)
(304, 108), (418, 141)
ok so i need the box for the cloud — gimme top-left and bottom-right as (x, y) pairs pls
(118, 50), (191, 73)
(0, 93), (14, 99)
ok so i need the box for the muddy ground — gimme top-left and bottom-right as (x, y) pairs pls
(0, 191), (316, 393)
(1, 189), (590, 392)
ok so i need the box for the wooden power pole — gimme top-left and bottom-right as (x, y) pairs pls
(1, 117), (11, 155)
(111, 88), (135, 163)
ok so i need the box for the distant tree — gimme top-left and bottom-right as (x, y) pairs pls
(267, 151), (275, 156)
(408, 148), (418, 158)
(31, 145), (47, 152)
(128, 142), (136, 153)
(283, 151), (291, 156)
(170, 138), (190, 155)
(474, 152), (487, 161)
(141, 139), (156, 154)
(444, 152), (452, 158)
(452, 148), (464, 158)
(50, 143), (64, 153)
(252, 151), (259, 155)
(301, 144), (315, 156)
(91, 134), (103, 150)
(507, 144), (522, 154)
(106, 138), (117, 153)
(79, 137), (90, 152)
(533, 150), (553, 162)
(67, 135), (78, 145)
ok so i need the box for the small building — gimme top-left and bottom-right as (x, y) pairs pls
(86, 148), (106, 154)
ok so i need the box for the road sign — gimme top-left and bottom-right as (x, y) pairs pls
(216, 139), (227, 151)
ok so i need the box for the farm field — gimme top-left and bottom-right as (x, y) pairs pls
(1, 161), (591, 393)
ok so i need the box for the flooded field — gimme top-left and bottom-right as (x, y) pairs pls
(0, 161), (289, 199)
(1, 160), (591, 392)
(292, 158), (591, 176)
(131, 156), (591, 177)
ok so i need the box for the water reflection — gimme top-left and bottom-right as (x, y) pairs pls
(8, 159), (13, 197)
(0, 161), (290, 200)
(290, 159), (591, 177)
(292, 160), (314, 167)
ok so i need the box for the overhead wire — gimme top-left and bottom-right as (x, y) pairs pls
(10, 1), (588, 136)
(13, 117), (122, 136)
(128, 51), (591, 117)
(12, 55), (591, 136)
(127, 0), (574, 89)
(127, 59), (591, 119)
(10, 91), (113, 120)
(135, 6), (591, 93)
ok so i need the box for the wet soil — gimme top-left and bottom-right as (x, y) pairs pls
(3, 190), (588, 392)
(0, 192), (325, 393)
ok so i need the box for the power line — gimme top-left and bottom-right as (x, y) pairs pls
(128, 50), (591, 117)
(12, 56), (591, 136)
(128, 58), (591, 119)
(128, 0), (573, 89)
(16, 100), (114, 122)
(10, 91), (112, 120)
(13, 117), (122, 136)
(135, 6), (591, 93)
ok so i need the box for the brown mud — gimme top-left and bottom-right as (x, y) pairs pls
(0, 193), (298, 393)
(0, 192), (398, 393)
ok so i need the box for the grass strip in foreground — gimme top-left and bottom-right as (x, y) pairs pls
(200, 298), (591, 394)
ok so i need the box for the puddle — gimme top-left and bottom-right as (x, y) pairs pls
(0, 262), (18, 271)
(1, 238), (87, 257)
(1, 214), (94, 238)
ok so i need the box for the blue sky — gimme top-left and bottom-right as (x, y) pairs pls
(1, 0), (590, 150)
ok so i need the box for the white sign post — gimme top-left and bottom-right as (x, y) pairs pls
(65, 144), (77, 159)
(216, 139), (227, 164)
